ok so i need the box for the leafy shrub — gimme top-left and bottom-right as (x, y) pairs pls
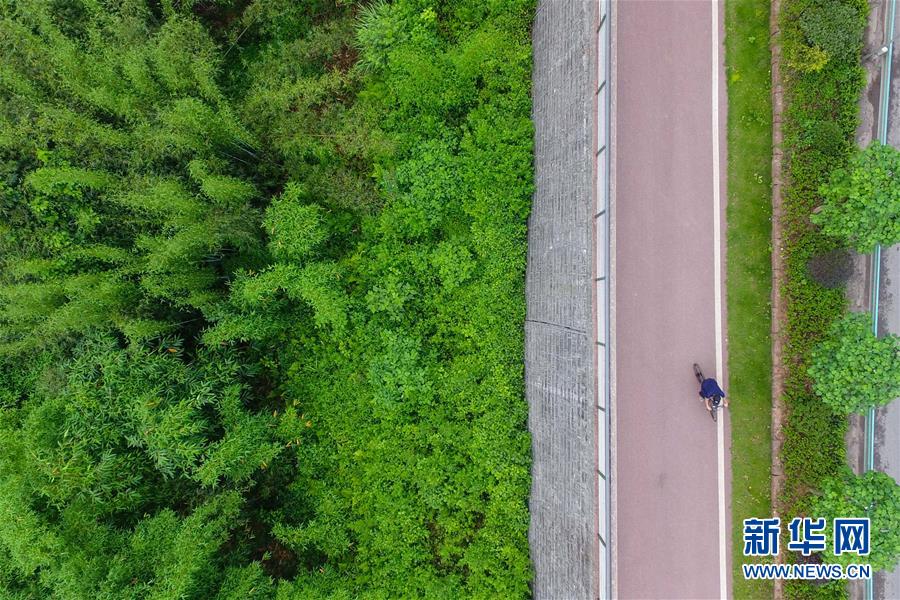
(810, 470), (900, 571)
(813, 142), (900, 252)
(782, 0), (867, 72)
(799, 119), (847, 157)
(785, 43), (829, 73)
(778, 0), (868, 596)
(808, 312), (900, 414)
(800, 0), (864, 61)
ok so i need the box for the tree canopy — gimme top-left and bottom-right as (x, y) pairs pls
(810, 470), (900, 571)
(813, 142), (900, 252)
(0, 0), (535, 597)
(808, 312), (900, 415)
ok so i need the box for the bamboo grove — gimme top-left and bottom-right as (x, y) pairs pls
(0, 1), (535, 597)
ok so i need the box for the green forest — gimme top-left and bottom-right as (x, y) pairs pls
(0, 0), (535, 597)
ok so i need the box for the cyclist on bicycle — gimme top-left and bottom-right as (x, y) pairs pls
(699, 377), (728, 413)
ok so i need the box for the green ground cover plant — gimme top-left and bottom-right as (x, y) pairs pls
(777, 0), (868, 597)
(0, 1), (535, 597)
(723, 0), (774, 596)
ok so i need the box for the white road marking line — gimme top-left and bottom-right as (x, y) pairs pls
(711, 1), (727, 599)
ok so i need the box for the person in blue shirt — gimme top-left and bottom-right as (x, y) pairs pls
(699, 377), (728, 413)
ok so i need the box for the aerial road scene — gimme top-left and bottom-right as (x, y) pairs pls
(0, 0), (898, 599)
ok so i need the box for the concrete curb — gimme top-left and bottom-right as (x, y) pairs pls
(768, 0), (787, 597)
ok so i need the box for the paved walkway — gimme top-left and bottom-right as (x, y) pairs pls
(614, 1), (731, 598)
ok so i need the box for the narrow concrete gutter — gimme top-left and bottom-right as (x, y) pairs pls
(607, 0), (618, 596)
(593, 1), (613, 598)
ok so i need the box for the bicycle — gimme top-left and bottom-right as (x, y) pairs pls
(693, 363), (722, 423)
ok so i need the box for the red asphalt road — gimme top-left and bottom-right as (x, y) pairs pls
(615, 1), (731, 599)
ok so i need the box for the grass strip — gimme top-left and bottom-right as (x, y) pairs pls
(724, 1), (775, 597)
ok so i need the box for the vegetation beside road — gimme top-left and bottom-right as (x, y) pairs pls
(0, 1), (535, 597)
(813, 142), (900, 253)
(777, 0), (868, 596)
(724, 0), (774, 597)
(809, 311), (900, 415)
(810, 470), (900, 572)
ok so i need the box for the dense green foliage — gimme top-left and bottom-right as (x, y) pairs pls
(809, 312), (900, 414)
(783, 0), (866, 72)
(813, 142), (900, 252)
(0, 8), (263, 352)
(723, 0), (774, 596)
(799, 0), (863, 63)
(778, 0), (868, 596)
(0, 1), (535, 597)
(810, 470), (900, 571)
